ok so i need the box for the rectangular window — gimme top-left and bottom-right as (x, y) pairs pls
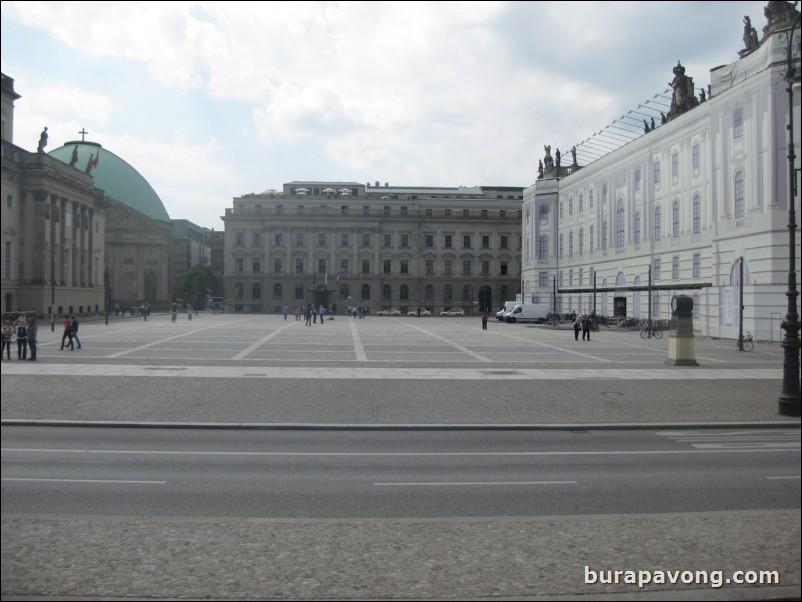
(276, 204), (284, 214)
(235, 258), (244, 273)
(499, 209), (506, 218)
(445, 235), (452, 248)
(362, 259), (370, 274)
(274, 258), (283, 274)
(340, 258), (349, 273)
(462, 260), (471, 276)
(634, 169), (640, 191)
(274, 232), (283, 246)
(500, 261), (508, 276)
(482, 235), (490, 249)
(444, 260), (453, 276)
(539, 205), (548, 221)
(318, 259), (326, 273)
(654, 258), (661, 281)
(383, 206), (391, 216)
(733, 107), (743, 139)
(6, 194), (13, 209)
(425, 208), (433, 217)
(341, 233), (349, 247)
(384, 233), (392, 247)
(500, 235), (508, 249)
(296, 233), (304, 246)
(252, 259), (261, 274)
(362, 233), (370, 247)
(401, 234), (409, 248)
(672, 256), (679, 279)
(463, 209), (470, 217)
(297, 205), (305, 215)
(400, 260), (409, 274)
(653, 162), (661, 186)
(252, 232), (261, 246)
(692, 144), (700, 170)
(383, 259), (391, 274)
(236, 232), (245, 246)
(425, 234), (434, 248)
(672, 153), (679, 178)
(539, 272), (548, 287)
(463, 235), (471, 248)
(341, 205), (349, 216)
(400, 206), (408, 215)
(425, 260), (433, 275)
(444, 208), (452, 217)
(295, 258), (304, 274)
(318, 233), (326, 247)
(5, 241), (12, 279)
(693, 253), (701, 278)
(363, 205), (370, 216)
(482, 260), (490, 276)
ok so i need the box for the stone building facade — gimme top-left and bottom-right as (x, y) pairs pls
(222, 182), (523, 315)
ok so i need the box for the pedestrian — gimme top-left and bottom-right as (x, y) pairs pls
(582, 314), (591, 341)
(282, 305), (289, 320)
(26, 316), (38, 361)
(573, 315), (581, 341)
(481, 310), (488, 330)
(16, 316), (28, 359)
(187, 305), (193, 320)
(1, 319), (13, 360)
(60, 314), (74, 350)
(318, 305), (326, 325)
(295, 306), (301, 321)
(70, 314), (82, 349)
(305, 305), (312, 326)
(172, 302), (178, 323)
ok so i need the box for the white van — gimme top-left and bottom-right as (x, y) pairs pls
(504, 302), (550, 324)
(495, 301), (518, 321)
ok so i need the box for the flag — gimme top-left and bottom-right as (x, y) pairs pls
(91, 149), (100, 169)
(336, 274), (340, 284)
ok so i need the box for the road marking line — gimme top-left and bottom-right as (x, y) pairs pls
(374, 480), (577, 486)
(349, 319), (367, 361)
(232, 321), (298, 360)
(1, 477), (166, 484)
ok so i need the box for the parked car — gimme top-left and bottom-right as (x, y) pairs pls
(503, 302), (550, 324)
(407, 309), (431, 317)
(496, 301), (518, 321)
(440, 308), (465, 317)
(376, 308), (401, 316)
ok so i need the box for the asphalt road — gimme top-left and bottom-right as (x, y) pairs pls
(3, 426), (800, 519)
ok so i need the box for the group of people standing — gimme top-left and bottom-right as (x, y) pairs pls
(572, 312), (594, 341)
(60, 314), (82, 350)
(1, 315), (39, 360)
(296, 304), (327, 325)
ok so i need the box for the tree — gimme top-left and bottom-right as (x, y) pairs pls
(180, 264), (221, 310)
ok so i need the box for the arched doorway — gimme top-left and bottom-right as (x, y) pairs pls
(314, 285), (329, 309)
(478, 285), (492, 313)
(614, 272), (627, 317)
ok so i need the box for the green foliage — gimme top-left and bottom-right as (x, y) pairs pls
(180, 264), (222, 309)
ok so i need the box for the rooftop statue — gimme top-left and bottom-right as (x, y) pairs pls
(36, 127), (48, 153)
(666, 61), (699, 122)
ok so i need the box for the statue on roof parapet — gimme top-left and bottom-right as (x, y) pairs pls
(666, 61), (699, 122)
(36, 127), (48, 153)
(762, 1), (800, 40)
(68, 145), (79, 168)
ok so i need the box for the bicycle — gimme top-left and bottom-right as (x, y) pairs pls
(737, 331), (754, 352)
(640, 323), (663, 339)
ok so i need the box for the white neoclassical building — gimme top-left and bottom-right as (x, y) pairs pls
(521, 11), (800, 342)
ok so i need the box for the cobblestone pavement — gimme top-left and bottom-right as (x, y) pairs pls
(2, 313), (800, 600)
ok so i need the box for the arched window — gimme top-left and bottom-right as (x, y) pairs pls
(559, 233), (564, 258)
(235, 283), (244, 299)
(654, 206), (662, 240)
(734, 172), (744, 218)
(425, 284), (434, 303)
(273, 283), (282, 298)
(339, 283), (349, 299)
(692, 194), (701, 233)
(589, 225), (595, 254)
(463, 285), (472, 301)
(400, 284), (409, 301)
(361, 284), (371, 300)
(444, 285), (453, 303)
(382, 284), (391, 301)
(602, 222), (608, 251)
(634, 212), (641, 246)
(672, 200), (680, 238)
(579, 228), (584, 255)
(615, 199), (625, 249)
(539, 236), (549, 259)
(251, 283), (261, 299)
(569, 231), (574, 257)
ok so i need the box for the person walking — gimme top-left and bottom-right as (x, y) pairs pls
(481, 310), (489, 331)
(282, 305), (289, 320)
(172, 302), (178, 323)
(1, 319), (13, 360)
(318, 305), (326, 325)
(573, 315), (581, 341)
(16, 316), (28, 359)
(60, 314), (74, 350)
(26, 316), (38, 361)
(70, 314), (82, 349)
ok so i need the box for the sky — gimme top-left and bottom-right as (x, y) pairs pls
(1, 1), (769, 231)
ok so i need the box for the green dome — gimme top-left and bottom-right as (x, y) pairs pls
(49, 141), (170, 222)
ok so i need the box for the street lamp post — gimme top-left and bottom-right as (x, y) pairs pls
(779, 16), (801, 416)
